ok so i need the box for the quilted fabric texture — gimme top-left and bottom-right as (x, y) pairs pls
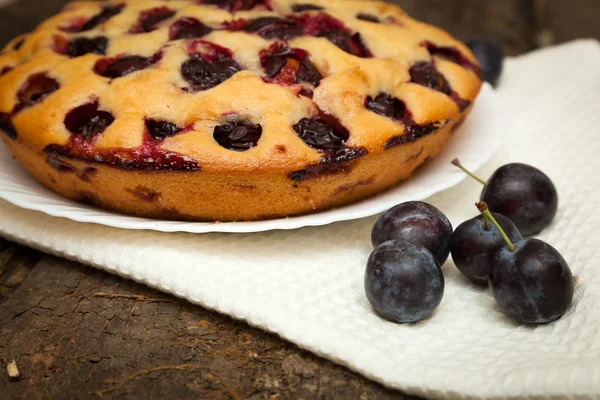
(0, 40), (599, 398)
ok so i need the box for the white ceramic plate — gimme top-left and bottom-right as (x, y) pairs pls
(0, 84), (500, 233)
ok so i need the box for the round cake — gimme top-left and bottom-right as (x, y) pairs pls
(0, 0), (482, 221)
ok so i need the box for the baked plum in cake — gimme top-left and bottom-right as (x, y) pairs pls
(0, 0), (482, 221)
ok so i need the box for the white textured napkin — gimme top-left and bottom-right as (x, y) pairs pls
(1, 40), (599, 399)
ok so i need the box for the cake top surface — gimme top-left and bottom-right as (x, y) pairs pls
(0, 0), (482, 172)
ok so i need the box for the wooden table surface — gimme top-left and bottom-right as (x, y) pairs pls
(1, 1), (598, 399)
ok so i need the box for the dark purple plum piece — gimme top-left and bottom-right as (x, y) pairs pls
(288, 13), (372, 57)
(293, 117), (349, 151)
(94, 55), (155, 79)
(318, 30), (372, 57)
(481, 163), (558, 236)
(371, 201), (453, 266)
(203, 0), (270, 12)
(296, 56), (322, 86)
(130, 7), (176, 34)
(384, 122), (440, 148)
(409, 61), (451, 94)
(181, 53), (242, 91)
(0, 112), (17, 139)
(452, 95), (471, 112)
(146, 119), (181, 141)
(15, 73), (60, 111)
(262, 46), (294, 77)
(291, 4), (324, 12)
(450, 213), (522, 285)
(365, 240), (444, 323)
(261, 45), (321, 86)
(13, 38), (25, 50)
(169, 17), (212, 40)
(67, 36), (108, 57)
(357, 13), (380, 23)
(288, 146), (368, 182)
(213, 121), (262, 151)
(409, 61), (472, 110)
(291, 114), (367, 180)
(490, 238), (573, 324)
(64, 102), (114, 138)
(365, 93), (443, 147)
(365, 93), (406, 120)
(80, 5), (123, 32)
(424, 42), (479, 73)
(243, 17), (303, 40)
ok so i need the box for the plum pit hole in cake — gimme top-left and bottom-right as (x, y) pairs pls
(0, 0), (482, 222)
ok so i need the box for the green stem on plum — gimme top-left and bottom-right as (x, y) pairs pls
(476, 201), (517, 252)
(451, 159), (488, 186)
(482, 213), (491, 231)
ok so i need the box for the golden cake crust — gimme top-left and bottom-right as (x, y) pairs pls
(0, 0), (482, 221)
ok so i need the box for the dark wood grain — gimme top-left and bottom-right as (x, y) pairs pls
(0, 0), (598, 399)
(0, 241), (407, 400)
(533, 0), (600, 47)
(390, 0), (538, 55)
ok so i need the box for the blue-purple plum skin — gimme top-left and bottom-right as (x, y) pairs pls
(365, 240), (444, 323)
(490, 238), (574, 324)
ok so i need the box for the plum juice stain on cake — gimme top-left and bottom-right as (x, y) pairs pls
(43, 104), (200, 172)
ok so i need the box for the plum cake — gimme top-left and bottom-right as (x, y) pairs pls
(0, 0), (482, 221)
